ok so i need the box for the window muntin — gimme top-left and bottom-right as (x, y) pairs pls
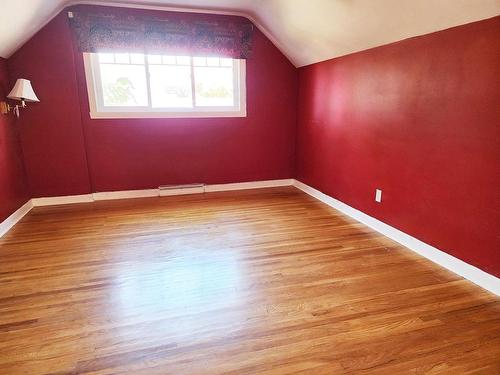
(84, 52), (246, 119)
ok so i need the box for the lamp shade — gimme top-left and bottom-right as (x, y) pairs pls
(7, 79), (39, 102)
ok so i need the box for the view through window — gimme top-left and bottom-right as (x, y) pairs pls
(84, 52), (246, 118)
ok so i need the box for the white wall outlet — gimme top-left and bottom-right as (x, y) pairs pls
(375, 189), (382, 203)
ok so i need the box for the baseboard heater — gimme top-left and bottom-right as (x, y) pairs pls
(159, 183), (206, 196)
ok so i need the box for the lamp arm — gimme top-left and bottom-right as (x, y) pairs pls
(0, 98), (29, 117)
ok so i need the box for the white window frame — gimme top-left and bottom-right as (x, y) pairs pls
(83, 52), (247, 119)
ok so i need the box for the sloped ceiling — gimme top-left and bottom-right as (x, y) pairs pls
(1, 0), (499, 67)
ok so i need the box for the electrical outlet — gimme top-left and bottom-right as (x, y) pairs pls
(375, 189), (382, 203)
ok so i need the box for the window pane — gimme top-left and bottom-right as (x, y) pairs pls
(130, 53), (145, 64)
(193, 57), (206, 66)
(206, 57), (219, 66)
(114, 53), (130, 64)
(162, 55), (176, 65)
(176, 56), (190, 65)
(149, 65), (193, 108)
(98, 53), (114, 63)
(220, 58), (232, 67)
(194, 66), (234, 107)
(100, 64), (148, 107)
(148, 55), (162, 64)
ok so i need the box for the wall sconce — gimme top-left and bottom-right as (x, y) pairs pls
(0, 79), (40, 117)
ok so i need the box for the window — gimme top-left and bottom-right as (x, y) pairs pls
(83, 52), (246, 118)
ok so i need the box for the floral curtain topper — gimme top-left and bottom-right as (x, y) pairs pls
(69, 9), (254, 59)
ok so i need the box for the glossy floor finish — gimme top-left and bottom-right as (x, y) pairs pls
(0, 187), (498, 374)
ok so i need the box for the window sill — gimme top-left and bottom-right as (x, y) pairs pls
(88, 110), (247, 119)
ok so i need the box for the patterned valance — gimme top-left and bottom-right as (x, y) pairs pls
(69, 9), (254, 59)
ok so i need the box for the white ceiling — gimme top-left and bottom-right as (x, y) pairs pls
(1, 0), (499, 67)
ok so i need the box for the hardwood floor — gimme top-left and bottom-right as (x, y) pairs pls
(0, 187), (498, 374)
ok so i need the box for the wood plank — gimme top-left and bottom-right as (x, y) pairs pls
(0, 187), (498, 374)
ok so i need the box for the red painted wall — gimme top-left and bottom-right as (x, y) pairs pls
(296, 17), (500, 277)
(7, 13), (92, 198)
(0, 58), (30, 221)
(8, 6), (297, 195)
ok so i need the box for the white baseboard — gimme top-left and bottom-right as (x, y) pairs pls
(32, 194), (94, 206)
(0, 200), (34, 238)
(28, 179), (294, 205)
(93, 189), (159, 201)
(160, 186), (205, 196)
(293, 179), (499, 296)
(205, 179), (294, 192)
(86, 179), (295, 200)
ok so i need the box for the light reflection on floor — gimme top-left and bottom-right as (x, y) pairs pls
(103, 218), (257, 345)
(114, 253), (244, 316)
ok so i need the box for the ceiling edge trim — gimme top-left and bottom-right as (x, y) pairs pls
(6, 0), (297, 67)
